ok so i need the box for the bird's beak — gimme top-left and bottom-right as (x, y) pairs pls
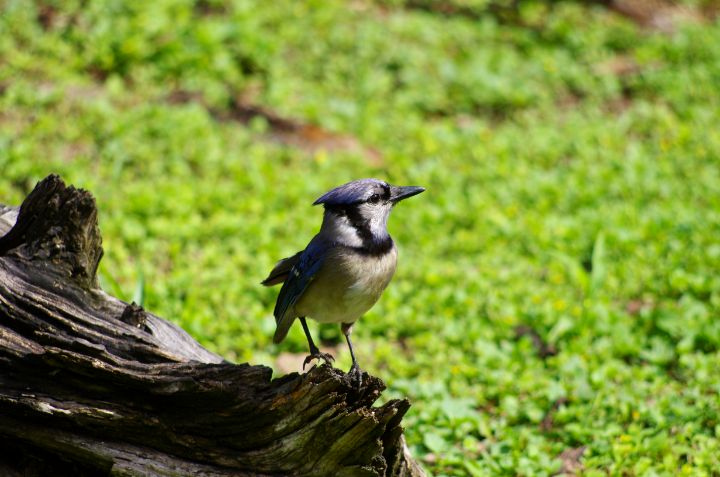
(390, 185), (425, 203)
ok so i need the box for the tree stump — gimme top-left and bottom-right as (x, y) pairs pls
(0, 175), (425, 477)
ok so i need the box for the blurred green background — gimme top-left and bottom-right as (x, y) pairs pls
(1, 0), (720, 475)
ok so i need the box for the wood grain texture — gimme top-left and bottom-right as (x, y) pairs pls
(0, 175), (425, 477)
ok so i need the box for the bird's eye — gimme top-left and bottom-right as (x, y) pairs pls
(368, 194), (381, 203)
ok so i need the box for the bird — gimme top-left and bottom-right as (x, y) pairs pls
(262, 178), (424, 385)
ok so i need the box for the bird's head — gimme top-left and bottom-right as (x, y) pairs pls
(314, 179), (424, 250)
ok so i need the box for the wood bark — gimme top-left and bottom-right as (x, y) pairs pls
(0, 175), (425, 477)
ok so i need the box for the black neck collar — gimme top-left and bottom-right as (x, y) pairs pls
(326, 205), (394, 256)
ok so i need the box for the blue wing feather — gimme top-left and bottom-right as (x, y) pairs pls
(272, 238), (327, 343)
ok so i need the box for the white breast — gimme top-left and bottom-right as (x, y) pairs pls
(294, 245), (398, 324)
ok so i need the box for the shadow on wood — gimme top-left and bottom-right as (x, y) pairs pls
(0, 175), (425, 477)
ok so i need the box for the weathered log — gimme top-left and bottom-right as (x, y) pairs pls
(0, 175), (425, 477)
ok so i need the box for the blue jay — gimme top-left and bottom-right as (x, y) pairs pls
(262, 178), (424, 383)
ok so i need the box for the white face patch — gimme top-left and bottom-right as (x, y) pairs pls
(321, 212), (364, 247)
(356, 202), (392, 239)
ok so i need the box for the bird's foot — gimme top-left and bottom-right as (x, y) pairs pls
(348, 362), (363, 389)
(303, 350), (335, 370)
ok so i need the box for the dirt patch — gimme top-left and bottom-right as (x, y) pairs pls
(387, 0), (709, 32)
(167, 90), (383, 165)
(554, 446), (586, 476)
(605, 0), (705, 33)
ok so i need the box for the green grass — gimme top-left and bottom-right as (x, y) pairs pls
(2, 1), (720, 475)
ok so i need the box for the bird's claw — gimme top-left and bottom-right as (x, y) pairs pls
(303, 350), (335, 370)
(348, 363), (363, 389)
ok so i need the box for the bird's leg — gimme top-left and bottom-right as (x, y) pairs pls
(342, 322), (363, 388)
(300, 317), (334, 369)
